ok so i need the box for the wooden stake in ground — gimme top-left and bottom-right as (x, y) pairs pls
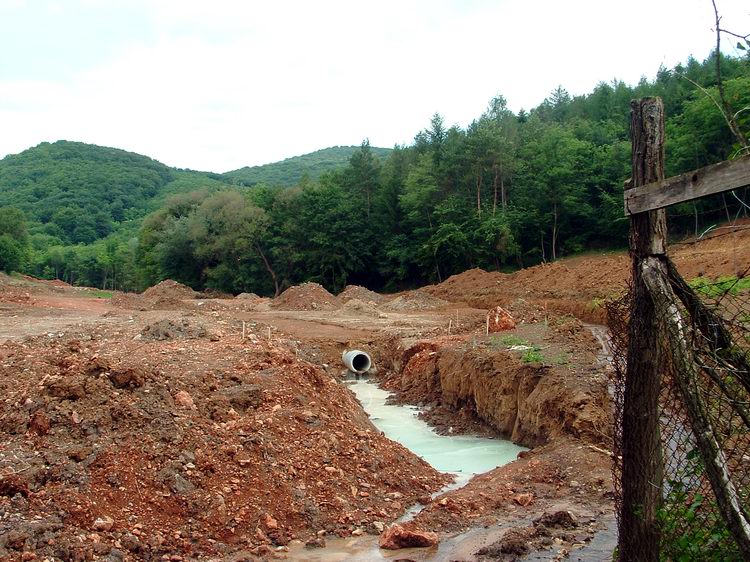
(619, 97), (667, 562)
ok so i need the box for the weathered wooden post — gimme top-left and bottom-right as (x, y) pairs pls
(619, 97), (667, 561)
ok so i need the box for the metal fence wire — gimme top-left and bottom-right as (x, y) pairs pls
(608, 268), (750, 560)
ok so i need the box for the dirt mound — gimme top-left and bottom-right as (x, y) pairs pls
(424, 268), (506, 302)
(139, 318), (211, 341)
(338, 285), (385, 304)
(272, 282), (342, 311)
(236, 292), (260, 300)
(381, 290), (449, 312)
(342, 298), (384, 318)
(0, 325), (448, 560)
(142, 279), (198, 300)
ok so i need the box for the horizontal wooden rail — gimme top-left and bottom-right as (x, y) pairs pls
(624, 153), (750, 215)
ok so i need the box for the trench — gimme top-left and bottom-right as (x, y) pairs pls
(286, 377), (526, 561)
(288, 325), (617, 561)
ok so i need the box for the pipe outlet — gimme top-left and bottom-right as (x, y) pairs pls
(342, 349), (372, 374)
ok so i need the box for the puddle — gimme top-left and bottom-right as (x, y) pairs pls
(286, 379), (525, 561)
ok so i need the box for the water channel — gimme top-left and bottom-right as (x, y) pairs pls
(287, 378), (526, 561)
(288, 325), (617, 560)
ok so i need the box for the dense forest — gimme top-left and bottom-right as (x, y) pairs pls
(0, 50), (748, 295)
(224, 146), (392, 187)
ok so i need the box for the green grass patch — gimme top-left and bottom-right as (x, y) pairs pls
(521, 349), (544, 363)
(494, 334), (528, 347)
(689, 276), (750, 298)
(87, 290), (114, 299)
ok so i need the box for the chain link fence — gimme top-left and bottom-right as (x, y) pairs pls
(608, 264), (750, 560)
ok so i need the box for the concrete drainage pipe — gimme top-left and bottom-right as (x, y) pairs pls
(342, 349), (372, 374)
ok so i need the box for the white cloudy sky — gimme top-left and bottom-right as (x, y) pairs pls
(1, 0), (748, 172)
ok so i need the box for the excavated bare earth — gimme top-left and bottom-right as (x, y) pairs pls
(0, 225), (747, 561)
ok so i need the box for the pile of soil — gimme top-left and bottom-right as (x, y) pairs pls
(271, 283), (342, 311)
(235, 292), (260, 300)
(380, 290), (449, 312)
(341, 298), (384, 318)
(0, 324), (448, 560)
(338, 285), (385, 304)
(142, 279), (199, 300)
(423, 225), (750, 323)
(139, 318), (211, 341)
(0, 287), (34, 305)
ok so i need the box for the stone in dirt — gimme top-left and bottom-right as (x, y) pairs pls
(174, 391), (195, 409)
(486, 305), (516, 332)
(28, 410), (51, 435)
(92, 516), (115, 531)
(513, 492), (534, 506)
(379, 524), (439, 549)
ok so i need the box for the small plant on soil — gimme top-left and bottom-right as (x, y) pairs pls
(87, 290), (114, 299)
(657, 449), (740, 561)
(496, 334), (528, 347)
(689, 275), (750, 298)
(521, 349), (544, 363)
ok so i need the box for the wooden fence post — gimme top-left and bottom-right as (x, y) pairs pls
(619, 97), (667, 561)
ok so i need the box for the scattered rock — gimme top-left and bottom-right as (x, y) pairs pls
(513, 493), (534, 506)
(379, 524), (439, 549)
(108, 367), (145, 389)
(262, 513), (279, 530)
(28, 410), (51, 435)
(305, 536), (326, 548)
(486, 305), (516, 332)
(92, 516), (115, 532)
(174, 391), (195, 409)
(534, 510), (578, 529)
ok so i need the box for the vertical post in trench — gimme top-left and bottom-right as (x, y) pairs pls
(619, 97), (667, 561)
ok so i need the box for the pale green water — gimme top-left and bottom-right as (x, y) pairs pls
(348, 379), (525, 482)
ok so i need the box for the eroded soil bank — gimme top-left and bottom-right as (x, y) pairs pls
(370, 313), (615, 560)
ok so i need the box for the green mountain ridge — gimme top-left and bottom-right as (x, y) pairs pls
(0, 140), (232, 245)
(0, 140), (384, 246)
(224, 145), (392, 187)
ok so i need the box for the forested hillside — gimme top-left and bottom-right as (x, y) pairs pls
(223, 145), (392, 186)
(0, 51), (748, 294)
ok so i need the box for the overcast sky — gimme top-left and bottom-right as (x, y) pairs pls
(1, 0), (748, 173)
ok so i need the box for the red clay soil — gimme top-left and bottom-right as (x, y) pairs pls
(271, 283), (342, 311)
(423, 225), (750, 323)
(141, 280), (199, 300)
(1, 225), (746, 561)
(0, 318), (448, 560)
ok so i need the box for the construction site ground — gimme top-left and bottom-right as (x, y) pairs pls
(0, 225), (748, 561)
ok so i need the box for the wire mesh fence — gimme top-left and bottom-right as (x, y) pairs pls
(608, 266), (750, 560)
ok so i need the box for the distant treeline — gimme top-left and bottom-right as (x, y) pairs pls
(0, 51), (748, 294)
